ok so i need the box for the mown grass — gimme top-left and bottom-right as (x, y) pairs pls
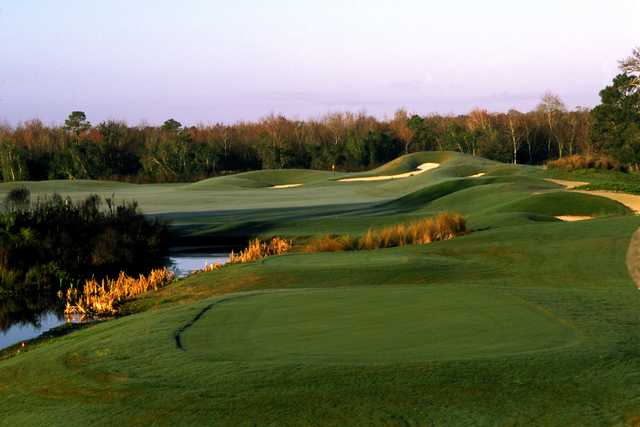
(2, 152), (640, 425)
(2, 216), (640, 425)
(576, 182), (640, 194)
(534, 165), (640, 196)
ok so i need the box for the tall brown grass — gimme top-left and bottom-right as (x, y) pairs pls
(546, 154), (627, 172)
(304, 212), (466, 253)
(228, 237), (292, 264)
(63, 267), (175, 317)
(201, 262), (224, 272)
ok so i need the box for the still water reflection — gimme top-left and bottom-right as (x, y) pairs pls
(0, 251), (230, 350)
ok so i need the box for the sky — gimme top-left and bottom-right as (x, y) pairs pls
(1, 0), (639, 126)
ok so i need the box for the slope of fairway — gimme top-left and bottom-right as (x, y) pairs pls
(3, 152), (640, 425)
(2, 152), (631, 228)
(183, 169), (335, 190)
(180, 287), (579, 364)
(2, 216), (640, 425)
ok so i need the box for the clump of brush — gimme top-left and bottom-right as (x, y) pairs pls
(64, 268), (175, 318)
(304, 212), (466, 253)
(228, 237), (292, 264)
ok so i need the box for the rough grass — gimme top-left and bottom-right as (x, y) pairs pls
(64, 268), (175, 317)
(546, 154), (627, 172)
(304, 212), (466, 253)
(228, 237), (292, 263)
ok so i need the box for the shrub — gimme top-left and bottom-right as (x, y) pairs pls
(0, 193), (169, 295)
(546, 154), (628, 172)
(3, 187), (30, 212)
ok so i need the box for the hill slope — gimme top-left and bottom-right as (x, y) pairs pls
(2, 152), (640, 425)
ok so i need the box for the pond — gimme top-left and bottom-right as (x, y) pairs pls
(0, 250), (231, 351)
(167, 251), (230, 278)
(0, 310), (65, 351)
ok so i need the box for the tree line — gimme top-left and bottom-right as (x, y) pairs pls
(1, 49), (638, 182)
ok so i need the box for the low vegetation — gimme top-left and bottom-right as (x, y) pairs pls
(304, 212), (466, 253)
(63, 268), (175, 317)
(546, 154), (628, 172)
(228, 237), (292, 264)
(0, 188), (169, 297)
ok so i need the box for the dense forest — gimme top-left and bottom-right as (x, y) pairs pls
(1, 53), (638, 183)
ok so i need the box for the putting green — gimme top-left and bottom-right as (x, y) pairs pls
(180, 287), (580, 363)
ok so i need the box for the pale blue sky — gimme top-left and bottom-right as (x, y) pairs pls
(1, 0), (638, 125)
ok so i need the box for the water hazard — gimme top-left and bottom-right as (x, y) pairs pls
(0, 250), (230, 351)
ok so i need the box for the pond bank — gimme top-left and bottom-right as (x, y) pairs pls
(0, 247), (232, 351)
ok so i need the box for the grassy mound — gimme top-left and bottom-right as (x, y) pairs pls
(184, 169), (335, 190)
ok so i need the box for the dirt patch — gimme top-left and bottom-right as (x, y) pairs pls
(555, 216), (593, 222)
(339, 162), (439, 182)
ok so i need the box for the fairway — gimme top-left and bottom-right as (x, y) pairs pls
(4, 5), (640, 424)
(181, 287), (579, 363)
(3, 152), (640, 425)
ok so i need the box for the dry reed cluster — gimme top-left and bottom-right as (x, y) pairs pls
(228, 237), (292, 264)
(63, 267), (175, 317)
(304, 212), (466, 253)
(201, 262), (224, 272)
(546, 154), (627, 172)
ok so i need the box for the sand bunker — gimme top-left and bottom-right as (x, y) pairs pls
(545, 178), (589, 190)
(271, 184), (303, 189)
(469, 172), (486, 178)
(555, 215), (593, 222)
(546, 178), (640, 213)
(339, 163), (439, 182)
(575, 190), (640, 213)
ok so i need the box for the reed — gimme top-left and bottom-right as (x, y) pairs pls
(359, 229), (379, 250)
(63, 267), (175, 318)
(304, 212), (466, 253)
(202, 262), (224, 272)
(228, 237), (292, 264)
(303, 234), (360, 253)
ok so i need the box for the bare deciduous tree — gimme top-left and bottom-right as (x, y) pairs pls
(536, 93), (567, 158)
(466, 109), (492, 156)
(504, 110), (526, 164)
(390, 109), (414, 154)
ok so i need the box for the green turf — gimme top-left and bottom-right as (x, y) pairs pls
(180, 287), (579, 364)
(2, 152), (640, 425)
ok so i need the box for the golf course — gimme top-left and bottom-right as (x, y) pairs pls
(2, 151), (640, 425)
